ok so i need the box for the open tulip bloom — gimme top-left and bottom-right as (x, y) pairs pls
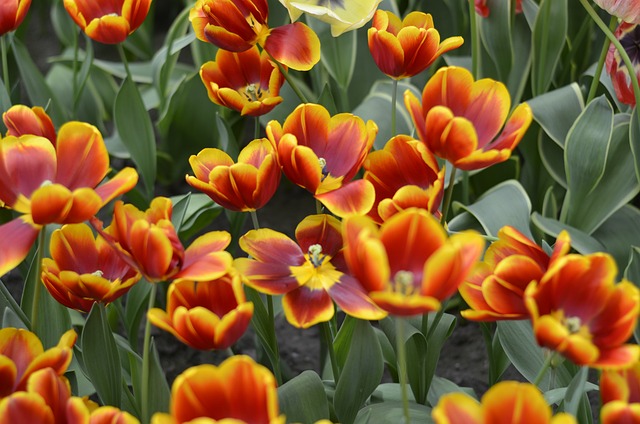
(0, 0), (31, 35)
(280, 0), (381, 37)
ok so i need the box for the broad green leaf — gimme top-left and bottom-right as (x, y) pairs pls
(592, 205), (640, 274)
(531, 0), (567, 96)
(0, 279), (29, 328)
(334, 315), (358, 370)
(215, 112), (239, 159)
(51, 1), (77, 47)
(561, 366), (588, 416)
(114, 77), (157, 199)
(521, 0), (539, 28)
(278, 371), (330, 423)
(531, 213), (606, 254)
(354, 401), (432, 424)
(352, 80), (421, 150)
(420, 313), (456, 405)
(12, 37), (67, 125)
(449, 180), (533, 238)
(170, 193), (191, 233)
(3, 307), (27, 329)
(506, 14), (532, 103)
(308, 19), (357, 90)
(82, 303), (121, 407)
(146, 340), (171, 417)
(427, 376), (477, 407)
(528, 83), (584, 147)
(334, 319), (383, 424)
(0, 73), (10, 115)
(630, 106), (640, 183)
(624, 247), (640, 343)
(124, 280), (151, 352)
(244, 287), (280, 379)
(538, 131), (567, 188)
(479, 0), (513, 81)
(73, 35), (95, 111)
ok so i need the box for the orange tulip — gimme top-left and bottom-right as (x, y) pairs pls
(0, 120), (138, 278)
(343, 208), (484, 316)
(601, 401), (640, 424)
(432, 381), (576, 423)
(92, 197), (233, 283)
(459, 227), (570, 321)
(601, 360), (640, 405)
(266, 103), (377, 217)
(200, 46), (286, 116)
(0, 0), (30, 35)
(190, 0), (320, 71)
(186, 138), (281, 212)
(63, 0), (152, 44)
(363, 134), (444, 223)
(3, 105), (56, 144)
(368, 10), (463, 79)
(151, 355), (285, 424)
(0, 327), (76, 396)
(41, 223), (141, 313)
(148, 271), (254, 350)
(525, 253), (640, 368)
(405, 66), (533, 170)
(235, 214), (385, 328)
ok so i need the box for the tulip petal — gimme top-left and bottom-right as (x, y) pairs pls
(282, 286), (334, 328)
(239, 228), (304, 265)
(175, 232), (233, 282)
(55, 122), (109, 190)
(94, 167), (139, 204)
(432, 392), (482, 424)
(84, 14), (131, 44)
(234, 258), (302, 294)
(315, 179), (375, 217)
(264, 22), (320, 71)
(0, 216), (40, 277)
(327, 275), (387, 320)
(0, 392), (55, 424)
(295, 214), (342, 256)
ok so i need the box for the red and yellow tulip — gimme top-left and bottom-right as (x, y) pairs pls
(363, 134), (444, 223)
(0, 120), (138, 278)
(474, 0), (522, 17)
(148, 271), (254, 350)
(606, 22), (640, 106)
(267, 103), (377, 217)
(186, 138), (281, 212)
(525, 253), (640, 368)
(343, 208), (484, 316)
(0, 327), (76, 396)
(0, 0), (30, 35)
(368, 10), (463, 79)
(280, 0), (381, 36)
(405, 66), (533, 171)
(200, 46), (286, 116)
(594, 0), (640, 24)
(432, 381), (576, 424)
(92, 197), (233, 283)
(3, 105), (55, 144)
(235, 214), (385, 328)
(459, 227), (571, 321)
(151, 355), (285, 424)
(601, 360), (640, 406)
(41, 223), (141, 313)
(63, 0), (152, 44)
(189, 0), (320, 71)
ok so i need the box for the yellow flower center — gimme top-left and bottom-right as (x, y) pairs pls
(290, 248), (341, 291)
(308, 244), (326, 267)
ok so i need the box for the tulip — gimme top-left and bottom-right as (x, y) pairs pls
(151, 356), (285, 424)
(368, 10), (463, 79)
(0, 0), (30, 35)
(280, 0), (381, 36)
(186, 138), (281, 212)
(601, 360), (640, 405)
(236, 214), (385, 328)
(606, 22), (640, 106)
(148, 271), (254, 350)
(343, 208), (484, 316)
(3, 105), (56, 144)
(594, 0), (640, 24)
(525, 253), (640, 368)
(405, 66), (533, 171)
(459, 227), (570, 321)
(266, 103), (377, 217)
(190, 0), (320, 71)
(363, 135), (444, 223)
(0, 120), (138, 278)
(433, 381), (576, 423)
(200, 46), (286, 116)
(41, 223), (141, 313)
(63, 0), (153, 44)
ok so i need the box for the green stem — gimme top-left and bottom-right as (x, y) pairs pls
(321, 321), (340, 383)
(587, 16), (617, 104)
(440, 166), (458, 225)
(468, 0), (480, 79)
(266, 50), (309, 103)
(391, 78), (398, 136)
(316, 199), (323, 214)
(250, 210), (260, 231)
(266, 294), (283, 385)
(1, 35), (10, 97)
(396, 317), (410, 423)
(117, 43), (133, 82)
(254, 116), (261, 140)
(141, 283), (158, 424)
(532, 351), (555, 387)
(30, 228), (46, 330)
(580, 0), (640, 118)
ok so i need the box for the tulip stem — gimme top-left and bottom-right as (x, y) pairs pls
(1, 35), (10, 98)
(250, 210), (260, 230)
(141, 283), (157, 424)
(254, 116), (261, 140)
(117, 43), (134, 83)
(587, 16), (617, 104)
(468, 0), (480, 79)
(320, 321), (340, 383)
(580, 0), (640, 122)
(533, 350), (556, 387)
(396, 317), (411, 423)
(440, 166), (458, 225)
(30, 228), (46, 331)
(266, 51), (309, 104)
(265, 293), (283, 385)
(391, 78), (398, 136)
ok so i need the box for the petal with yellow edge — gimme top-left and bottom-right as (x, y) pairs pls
(315, 179), (375, 217)
(54, 122), (108, 190)
(282, 285), (335, 328)
(94, 167), (139, 204)
(0, 216), (40, 278)
(263, 22), (320, 71)
(84, 15), (131, 44)
(601, 401), (640, 424)
(0, 392), (54, 424)
(3, 105), (56, 144)
(30, 184), (102, 225)
(88, 406), (141, 424)
(327, 275), (387, 321)
(234, 258), (302, 294)
(482, 381), (552, 423)
(27, 368), (71, 424)
(432, 392), (482, 424)
(240, 228), (305, 266)
(0, 355), (17, 398)
(174, 231), (233, 281)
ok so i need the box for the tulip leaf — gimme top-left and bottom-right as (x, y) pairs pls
(630, 106), (640, 183)
(114, 77), (157, 199)
(2, 307), (27, 329)
(308, 19), (357, 91)
(531, 0), (567, 96)
(51, 0), (77, 47)
(538, 132), (567, 188)
(82, 302), (122, 407)
(592, 205), (640, 275)
(419, 313), (456, 405)
(72, 34), (95, 111)
(506, 14), (532, 103)
(531, 213), (605, 254)
(0, 278), (29, 328)
(528, 83), (584, 147)
(334, 318), (384, 424)
(170, 192), (191, 233)
(124, 280), (151, 352)
(354, 401), (432, 424)
(427, 376), (477, 406)
(278, 371), (330, 423)
(625, 247), (640, 343)
(561, 366), (588, 417)
(244, 287), (281, 380)
(12, 37), (67, 126)
(479, 0), (513, 81)
(449, 180), (533, 238)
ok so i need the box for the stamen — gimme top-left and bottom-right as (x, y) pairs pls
(308, 244), (325, 267)
(564, 316), (582, 334)
(91, 270), (104, 277)
(394, 270), (414, 295)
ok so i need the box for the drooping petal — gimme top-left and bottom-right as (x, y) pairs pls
(263, 22), (320, 71)
(315, 179), (375, 217)
(0, 216), (40, 278)
(94, 167), (139, 205)
(175, 231), (233, 281)
(282, 286), (334, 328)
(327, 275), (387, 321)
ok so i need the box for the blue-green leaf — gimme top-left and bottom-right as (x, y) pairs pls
(528, 83), (584, 147)
(278, 371), (330, 423)
(531, 0), (567, 96)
